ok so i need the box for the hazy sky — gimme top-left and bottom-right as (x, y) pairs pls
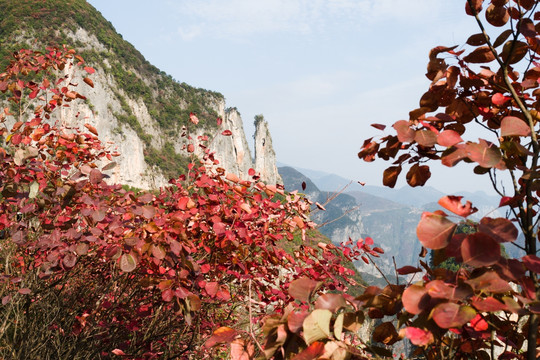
(86, 0), (503, 194)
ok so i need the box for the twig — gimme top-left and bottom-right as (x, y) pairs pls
(248, 279), (264, 354)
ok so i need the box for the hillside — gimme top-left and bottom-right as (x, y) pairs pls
(279, 166), (426, 281)
(0, 0), (280, 188)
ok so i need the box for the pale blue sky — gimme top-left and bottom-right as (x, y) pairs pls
(86, 0), (502, 193)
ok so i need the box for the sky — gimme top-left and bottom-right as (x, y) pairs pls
(85, 0), (503, 194)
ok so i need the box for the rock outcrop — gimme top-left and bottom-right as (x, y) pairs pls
(254, 115), (282, 184)
(208, 108), (253, 179)
(8, 23), (282, 189)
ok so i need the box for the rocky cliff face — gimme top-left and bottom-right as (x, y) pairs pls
(6, 19), (282, 189)
(254, 116), (282, 184)
(207, 108), (253, 180)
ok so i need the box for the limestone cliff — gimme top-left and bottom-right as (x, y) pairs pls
(0, 0), (282, 189)
(207, 108), (253, 179)
(254, 115), (282, 184)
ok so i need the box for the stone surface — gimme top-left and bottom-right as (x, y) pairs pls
(19, 27), (282, 189)
(254, 116), (282, 184)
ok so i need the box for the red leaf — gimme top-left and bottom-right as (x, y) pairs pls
(470, 314), (489, 331)
(204, 327), (237, 348)
(205, 282), (219, 297)
(442, 146), (468, 167)
(416, 212), (456, 250)
(463, 46), (496, 63)
(189, 112), (199, 125)
(314, 293), (347, 312)
(461, 233), (500, 267)
(141, 205), (155, 219)
(406, 163), (431, 187)
(111, 349), (126, 356)
(84, 66), (95, 74)
(383, 166), (401, 188)
(89, 169), (103, 184)
(403, 327), (434, 346)
(402, 285), (429, 315)
(102, 161), (117, 171)
(415, 130), (438, 147)
(213, 222), (227, 236)
(151, 244), (166, 260)
(438, 195), (478, 217)
(501, 40), (528, 64)
(432, 303), (476, 329)
(466, 33), (488, 46)
(393, 120), (415, 142)
(397, 266), (422, 275)
(492, 93), (510, 106)
(371, 123), (386, 130)
(315, 202), (326, 211)
(287, 310), (309, 333)
(372, 322), (399, 345)
(83, 77), (94, 88)
(187, 144), (194, 153)
(84, 123), (98, 136)
(486, 4), (509, 27)
(466, 139), (502, 168)
(499, 196), (519, 207)
(162, 288), (174, 302)
(471, 296), (507, 312)
(200, 263), (211, 274)
(18, 288), (32, 295)
(92, 209), (106, 222)
(466, 271), (512, 293)
(217, 288), (231, 301)
(288, 277), (321, 303)
(465, 0), (482, 16)
(522, 255), (540, 273)
(478, 217), (518, 243)
(248, 168), (255, 176)
(437, 130), (463, 147)
(216, 117), (223, 126)
(501, 116), (531, 137)
(222, 130), (232, 136)
(230, 339), (254, 360)
(63, 253), (77, 268)
(290, 341), (325, 360)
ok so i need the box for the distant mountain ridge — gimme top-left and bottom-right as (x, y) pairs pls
(278, 162), (501, 212)
(278, 164), (507, 281)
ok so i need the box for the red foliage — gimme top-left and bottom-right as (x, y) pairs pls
(0, 47), (359, 359)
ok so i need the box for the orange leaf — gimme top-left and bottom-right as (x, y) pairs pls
(204, 327), (237, 348)
(438, 195), (478, 217)
(83, 77), (94, 88)
(84, 123), (98, 136)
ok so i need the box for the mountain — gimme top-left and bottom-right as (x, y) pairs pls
(279, 166), (364, 245)
(279, 166), (425, 280)
(0, 0), (281, 188)
(283, 163), (502, 212)
(279, 164), (508, 282)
